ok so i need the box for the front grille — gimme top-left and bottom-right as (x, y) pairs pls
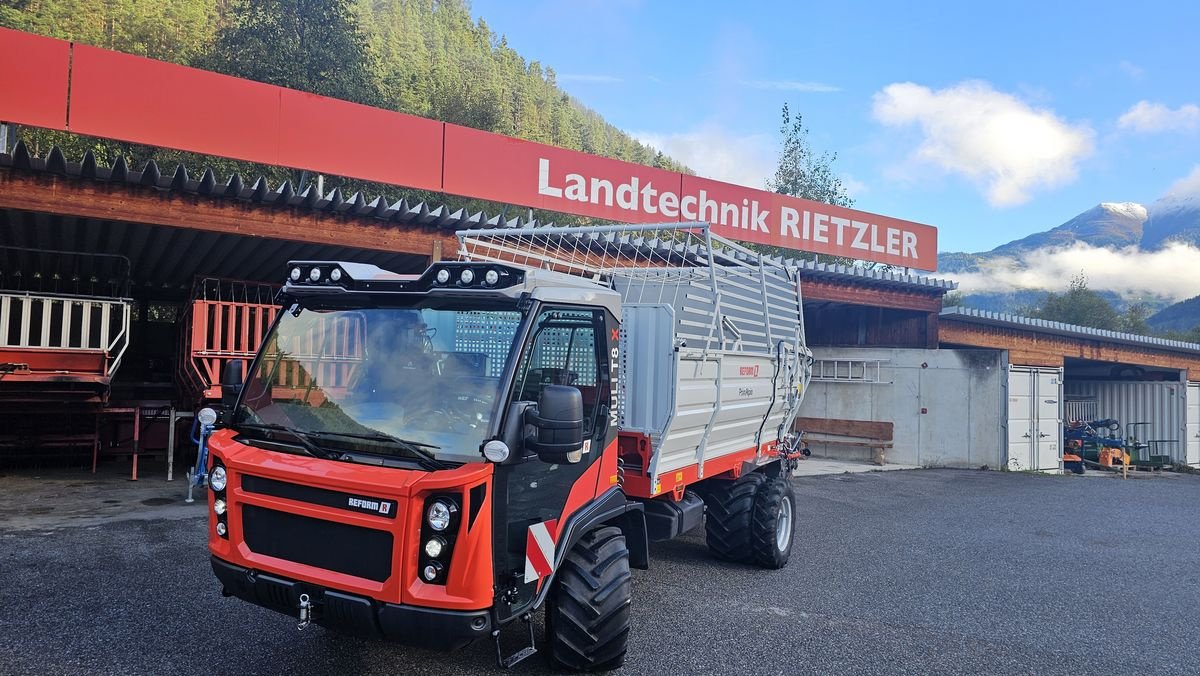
(241, 505), (394, 582)
(241, 475), (398, 519)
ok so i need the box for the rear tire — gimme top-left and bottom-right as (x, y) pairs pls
(546, 526), (632, 672)
(703, 472), (767, 562)
(750, 475), (796, 569)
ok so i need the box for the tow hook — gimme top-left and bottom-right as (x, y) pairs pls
(297, 593), (313, 631)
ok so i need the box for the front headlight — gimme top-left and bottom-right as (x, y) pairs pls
(424, 537), (446, 558)
(213, 498), (227, 516)
(197, 407), (218, 426)
(209, 466), (227, 492)
(426, 500), (456, 531)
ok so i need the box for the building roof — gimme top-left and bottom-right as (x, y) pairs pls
(940, 306), (1200, 354)
(0, 141), (956, 295)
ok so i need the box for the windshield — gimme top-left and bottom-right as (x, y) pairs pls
(235, 303), (523, 464)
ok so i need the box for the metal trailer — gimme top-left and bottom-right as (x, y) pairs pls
(203, 223), (813, 672)
(458, 223), (813, 503)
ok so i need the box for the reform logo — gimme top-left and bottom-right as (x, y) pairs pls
(739, 365), (760, 377)
(347, 496), (392, 516)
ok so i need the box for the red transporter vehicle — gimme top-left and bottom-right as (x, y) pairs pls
(205, 224), (812, 670)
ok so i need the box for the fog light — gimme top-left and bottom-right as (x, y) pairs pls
(422, 562), (443, 581)
(424, 537), (446, 558)
(330, 268), (343, 282)
(289, 267), (302, 282)
(427, 500), (456, 531)
(459, 268), (475, 285)
(209, 466), (227, 492)
(435, 268), (451, 284)
(483, 269), (500, 286)
(213, 498), (227, 516)
(216, 522), (227, 536)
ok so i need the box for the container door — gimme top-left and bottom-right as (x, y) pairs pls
(1006, 367), (1035, 471)
(1034, 369), (1063, 472)
(1187, 382), (1200, 466)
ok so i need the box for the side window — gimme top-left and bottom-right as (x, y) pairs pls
(513, 308), (607, 436)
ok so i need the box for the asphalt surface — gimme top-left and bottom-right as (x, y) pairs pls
(2, 468), (1199, 675)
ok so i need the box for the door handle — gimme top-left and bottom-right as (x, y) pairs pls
(1022, 433), (1031, 439)
(1039, 433), (1050, 438)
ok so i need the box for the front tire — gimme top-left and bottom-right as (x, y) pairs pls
(750, 475), (796, 569)
(546, 526), (632, 672)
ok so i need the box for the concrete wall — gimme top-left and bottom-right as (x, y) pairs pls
(798, 348), (1005, 468)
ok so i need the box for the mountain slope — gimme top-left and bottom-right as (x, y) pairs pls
(1148, 295), (1200, 332)
(1142, 193), (1200, 249)
(991, 202), (1146, 255)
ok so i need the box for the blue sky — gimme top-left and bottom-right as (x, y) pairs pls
(470, 0), (1200, 254)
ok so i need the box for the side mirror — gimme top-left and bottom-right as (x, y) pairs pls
(524, 385), (584, 464)
(221, 359), (245, 409)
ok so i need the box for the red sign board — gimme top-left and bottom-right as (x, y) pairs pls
(68, 45), (443, 191)
(0, 29), (938, 270)
(0, 27), (70, 130)
(445, 126), (937, 268)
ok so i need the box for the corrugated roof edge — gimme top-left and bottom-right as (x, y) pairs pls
(0, 141), (545, 232)
(940, 306), (1200, 355)
(0, 142), (956, 294)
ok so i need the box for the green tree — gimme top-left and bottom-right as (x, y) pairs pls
(1119, 301), (1152, 336)
(942, 290), (965, 308)
(1031, 274), (1121, 330)
(759, 104), (857, 264)
(201, 0), (379, 105)
(768, 103), (854, 209)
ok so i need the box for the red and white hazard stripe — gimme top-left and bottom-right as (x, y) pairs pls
(524, 519), (558, 583)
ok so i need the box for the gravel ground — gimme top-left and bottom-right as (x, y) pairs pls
(2, 468), (1199, 675)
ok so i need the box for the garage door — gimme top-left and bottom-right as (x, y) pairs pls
(1188, 382), (1200, 467)
(1008, 366), (1062, 472)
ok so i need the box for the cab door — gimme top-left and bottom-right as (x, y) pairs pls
(491, 305), (614, 621)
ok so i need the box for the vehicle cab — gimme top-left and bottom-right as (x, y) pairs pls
(207, 260), (633, 652)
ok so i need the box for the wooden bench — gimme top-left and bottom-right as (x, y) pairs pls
(794, 417), (894, 465)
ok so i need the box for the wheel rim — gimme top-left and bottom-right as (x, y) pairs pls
(776, 493), (793, 552)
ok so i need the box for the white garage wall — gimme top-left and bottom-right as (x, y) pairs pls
(798, 348), (1005, 468)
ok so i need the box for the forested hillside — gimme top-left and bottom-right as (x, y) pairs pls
(0, 0), (686, 208)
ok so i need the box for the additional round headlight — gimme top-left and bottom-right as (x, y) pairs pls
(435, 268), (451, 284)
(197, 407), (218, 426)
(422, 562), (442, 581)
(483, 269), (500, 286)
(213, 498), (227, 516)
(483, 440), (510, 463)
(329, 268), (343, 282)
(309, 267), (322, 282)
(459, 268), (475, 285)
(426, 500), (456, 531)
(215, 522), (228, 536)
(289, 267), (302, 282)
(209, 466), (227, 492)
(424, 537), (446, 558)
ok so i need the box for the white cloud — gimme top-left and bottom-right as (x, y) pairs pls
(1164, 165), (1200, 198)
(739, 80), (840, 93)
(557, 74), (623, 84)
(1119, 60), (1145, 79)
(841, 174), (867, 198)
(636, 125), (776, 189)
(946, 242), (1200, 301)
(872, 80), (1094, 207)
(1119, 101), (1200, 133)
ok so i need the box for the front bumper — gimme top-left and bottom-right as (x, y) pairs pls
(211, 557), (492, 651)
